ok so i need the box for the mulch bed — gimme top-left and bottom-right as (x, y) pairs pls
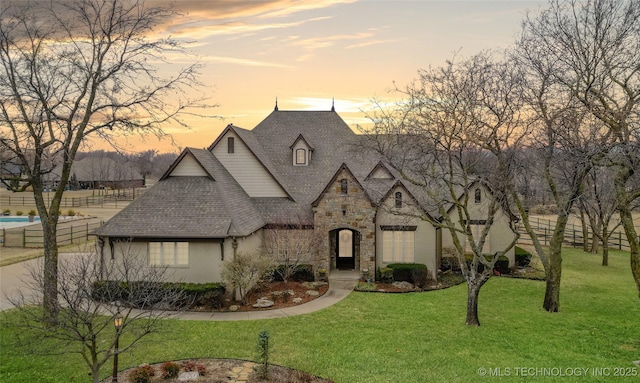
(113, 358), (334, 383)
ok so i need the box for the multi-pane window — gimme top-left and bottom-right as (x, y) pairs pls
(382, 229), (415, 263)
(149, 242), (189, 266)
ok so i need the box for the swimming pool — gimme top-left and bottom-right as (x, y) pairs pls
(0, 216), (41, 229)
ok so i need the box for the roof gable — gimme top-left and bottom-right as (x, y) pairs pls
(365, 161), (394, 180)
(311, 163), (375, 207)
(161, 148), (213, 180)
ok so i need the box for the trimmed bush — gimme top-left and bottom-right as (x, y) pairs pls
(411, 268), (430, 288)
(378, 267), (394, 283)
(91, 281), (225, 309)
(493, 255), (511, 275)
(515, 246), (532, 268)
(387, 263), (428, 284)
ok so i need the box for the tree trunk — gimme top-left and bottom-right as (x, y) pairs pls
(601, 226), (610, 266)
(579, 209), (590, 253)
(41, 219), (59, 326)
(613, 166), (640, 297)
(543, 214), (567, 312)
(465, 280), (482, 326)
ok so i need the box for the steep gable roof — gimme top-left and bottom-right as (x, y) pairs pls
(311, 163), (375, 207)
(94, 149), (265, 238)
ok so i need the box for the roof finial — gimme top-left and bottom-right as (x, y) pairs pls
(331, 97), (335, 112)
(274, 97), (279, 111)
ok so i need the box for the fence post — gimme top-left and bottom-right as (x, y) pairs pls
(2, 228), (5, 247)
(70, 225), (73, 244)
(619, 232), (622, 250)
(544, 228), (547, 246)
(22, 228), (26, 247)
(86, 222), (89, 241)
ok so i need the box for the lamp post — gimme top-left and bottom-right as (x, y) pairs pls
(112, 313), (123, 382)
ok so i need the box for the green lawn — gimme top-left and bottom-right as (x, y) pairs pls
(1, 249), (639, 382)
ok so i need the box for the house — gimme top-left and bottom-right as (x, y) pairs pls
(94, 104), (517, 283)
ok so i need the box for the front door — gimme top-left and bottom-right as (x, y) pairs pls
(336, 229), (355, 270)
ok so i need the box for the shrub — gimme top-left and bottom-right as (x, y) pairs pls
(129, 364), (155, 383)
(387, 263), (428, 284)
(493, 255), (511, 275)
(355, 282), (377, 291)
(221, 251), (273, 305)
(67, 209), (76, 217)
(161, 361), (180, 379)
(181, 361), (207, 376)
(196, 364), (207, 376)
(2, 209), (10, 215)
(411, 268), (430, 288)
(255, 330), (270, 379)
(440, 256), (461, 272)
(515, 246), (532, 268)
(16, 210), (23, 216)
(269, 264), (314, 282)
(28, 209), (36, 216)
(378, 267), (393, 283)
(173, 282), (225, 308)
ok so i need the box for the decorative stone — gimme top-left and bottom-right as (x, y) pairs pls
(253, 298), (274, 308)
(302, 281), (327, 289)
(305, 290), (319, 296)
(292, 297), (303, 304)
(228, 305), (239, 312)
(392, 281), (414, 290)
(178, 371), (200, 381)
(633, 360), (640, 366)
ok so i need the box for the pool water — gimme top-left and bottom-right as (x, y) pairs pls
(0, 216), (41, 229)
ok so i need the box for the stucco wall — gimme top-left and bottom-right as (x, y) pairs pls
(440, 186), (517, 265)
(375, 185), (438, 278)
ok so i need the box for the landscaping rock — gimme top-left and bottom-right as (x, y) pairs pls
(306, 290), (319, 296)
(303, 281), (328, 289)
(228, 305), (239, 312)
(253, 298), (274, 308)
(292, 297), (303, 304)
(392, 281), (414, 290)
(271, 290), (295, 297)
(633, 360), (640, 366)
(178, 371), (200, 381)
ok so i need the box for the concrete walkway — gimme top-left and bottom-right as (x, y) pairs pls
(174, 270), (360, 321)
(0, 255), (360, 319)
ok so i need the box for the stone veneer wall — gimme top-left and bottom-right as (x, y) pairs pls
(312, 167), (377, 276)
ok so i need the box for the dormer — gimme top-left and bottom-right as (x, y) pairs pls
(365, 161), (394, 180)
(290, 134), (314, 166)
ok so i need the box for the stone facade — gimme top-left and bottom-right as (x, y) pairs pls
(312, 165), (377, 277)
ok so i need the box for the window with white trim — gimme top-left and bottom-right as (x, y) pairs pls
(149, 242), (189, 266)
(382, 230), (415, 263)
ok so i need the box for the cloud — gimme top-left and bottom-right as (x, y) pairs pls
(203, 55), (293, 69)
(291, 32), (375, 61)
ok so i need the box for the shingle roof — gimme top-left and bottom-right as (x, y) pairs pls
(94, 149), (264, 238)
(96, 109), (413, 239)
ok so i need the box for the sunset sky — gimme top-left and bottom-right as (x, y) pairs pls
(107, 0), (548, 153)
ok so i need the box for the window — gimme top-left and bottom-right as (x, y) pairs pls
(474, 188), (481, 204)
(227, 137), (234, 154)
(340, 178), (348, 195)
(149, 242), (189, 266)
(395, 191), (402, 208)
(295, 148), (306, 165)
(382, 231), (415, 263)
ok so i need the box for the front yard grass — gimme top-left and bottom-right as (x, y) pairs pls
(1, 248), (638, 382)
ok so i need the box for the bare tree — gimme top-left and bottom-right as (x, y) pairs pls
(0, 0), (208, 322)
(520, 0), (640, 296)
(262, 214), (322, 283)
(360, 52), (520, 326)
(7, 245), (186, 383)
(221, 251), (273, 305)
(578, 165), (621, 264)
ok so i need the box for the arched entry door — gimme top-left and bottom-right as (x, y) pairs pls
(335, 229), (356, 270)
